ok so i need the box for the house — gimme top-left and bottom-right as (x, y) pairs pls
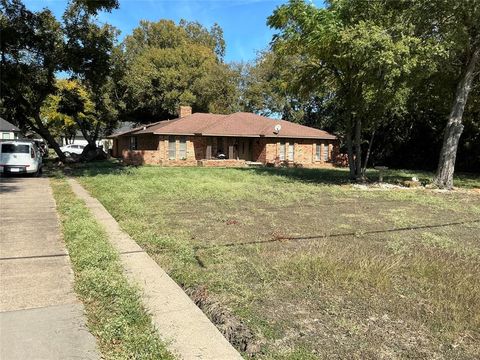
(110, 106), (339, 168)
(0, 118), (21, 140)
(60, 130), (87, 146)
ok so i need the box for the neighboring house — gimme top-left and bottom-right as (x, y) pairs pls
(60, 130), (112, 150)
(0, 118), (21, 140)
(60, 130), (90, 146)
(109, 106), (339, 168)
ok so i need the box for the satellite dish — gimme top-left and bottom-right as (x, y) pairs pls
(274, 124), (282, 134)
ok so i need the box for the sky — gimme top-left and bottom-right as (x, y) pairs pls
(22, 0), (299, 63)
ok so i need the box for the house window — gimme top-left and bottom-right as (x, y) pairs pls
(168, 136), (176, 160)
(288, 143), (294, 161)
(323, 143), (330, 161)
(129, 136), (137, 150)
(279, 142), (286, 161)
(316, 143), (321, 161)
(2, 133), (10, 140)
(178, 137), (187, 159)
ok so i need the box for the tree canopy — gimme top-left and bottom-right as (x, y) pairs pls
(116, 19), (238, 121)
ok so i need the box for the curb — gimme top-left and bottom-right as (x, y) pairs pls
(68, 178), (243, 360)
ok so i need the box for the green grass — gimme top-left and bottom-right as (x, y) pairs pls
(51, 178), (174, 360)
(72, 162), (480, 359)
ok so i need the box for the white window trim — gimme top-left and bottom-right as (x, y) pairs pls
(168, 136), (176, 160)
(323, 143), (329, 162)
(279, 142), (286, 161)
(288, 143), (294, 161)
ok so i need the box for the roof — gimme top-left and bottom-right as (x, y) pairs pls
(113, 121), (137, 134)
(110, 112), (336, 140)
(107, 121), (163, 138)
(0, 118), (21, 133)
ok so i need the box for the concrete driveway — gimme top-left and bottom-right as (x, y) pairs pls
(0, 177), (99, 360)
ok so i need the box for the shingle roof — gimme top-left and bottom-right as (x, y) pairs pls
(0, 117), (21, 132)
(110, 112), (336, 140)
(106, 120), (165, 138)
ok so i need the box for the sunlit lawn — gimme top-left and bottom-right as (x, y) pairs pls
(73, 162), (480, 359)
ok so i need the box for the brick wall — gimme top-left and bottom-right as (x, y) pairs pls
(122, 150), (162, 165)
(116, 133), (341, 168)
(264, 139), (339, 167)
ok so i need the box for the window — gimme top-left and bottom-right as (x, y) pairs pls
(179, 137), (187, 159)
(279, 142), (286, 161)
(2, 133), (10, 140)
(288, 143), (294, 161)
(323, 143), (329, 161)
(316, 143), (321, 161)
(168, 136), (176, 160)
(1, 144), (29, 153)
(129, 136), (137, 150)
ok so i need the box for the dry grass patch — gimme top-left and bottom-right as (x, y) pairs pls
(74, 163), (480, 359)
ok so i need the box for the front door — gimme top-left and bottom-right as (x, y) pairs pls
(237, 138), (252, 161)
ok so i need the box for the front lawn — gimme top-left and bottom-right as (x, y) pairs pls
(73, 162), (480, 359)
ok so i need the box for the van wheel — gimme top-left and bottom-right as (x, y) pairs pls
(64, 152), (71, 157)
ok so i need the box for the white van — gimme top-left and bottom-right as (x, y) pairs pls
(0, 140), (42, 176)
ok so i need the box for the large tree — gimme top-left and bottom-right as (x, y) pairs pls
(61, 0), (119, 155)
(0, 0), (66, 160)
(421, 0), (480, 188)
(118, 19), (239, 121)
(0, 0), (119, 161)
(268, 0), (431, 180)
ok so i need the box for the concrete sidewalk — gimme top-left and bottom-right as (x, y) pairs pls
(69, 178), (243, 360)
(0, 177), (99, 360)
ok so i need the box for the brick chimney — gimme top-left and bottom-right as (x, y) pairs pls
(178, 106), (192, 118)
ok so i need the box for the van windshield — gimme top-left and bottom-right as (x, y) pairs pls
(1, 144), (30, 154)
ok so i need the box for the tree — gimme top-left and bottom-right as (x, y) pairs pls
(241, 50), (338, 131)
(0, 0), (119, 161)
(0, 0), (67, 160)
(268, 0), (431, 180)
(421, 0), (480, 188)
(62, 0), (119, 155)
(119, 19), (239, 121)
(40, 79), (95, 143)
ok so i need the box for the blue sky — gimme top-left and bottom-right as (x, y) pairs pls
(23, 0), (300, 63)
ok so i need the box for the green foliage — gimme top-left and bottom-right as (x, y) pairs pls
(267, 0), (448, 179)
(0, 0), (63, 140)
(40, 79), (95, 140)
(118, 19), (239, 120)
(0, 0), (119, 157)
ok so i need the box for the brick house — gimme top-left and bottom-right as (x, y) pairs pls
(110, 107), (339, 167)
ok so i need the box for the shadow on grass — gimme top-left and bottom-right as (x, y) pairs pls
(236, 166), (354, 185)
(49, 159), (480, 188)
(45, 159), (128, 179)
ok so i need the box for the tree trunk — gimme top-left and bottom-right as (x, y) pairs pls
(435, 46), (479, 189)
(29, 115), (67, 162)
(346, 119), (355, 180)
(362, 130), (375, 177)
(354, 117), (363, 182)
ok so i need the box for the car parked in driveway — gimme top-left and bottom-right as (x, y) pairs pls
(0, 140), (42, 176)
(60, 144), (85, 157)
